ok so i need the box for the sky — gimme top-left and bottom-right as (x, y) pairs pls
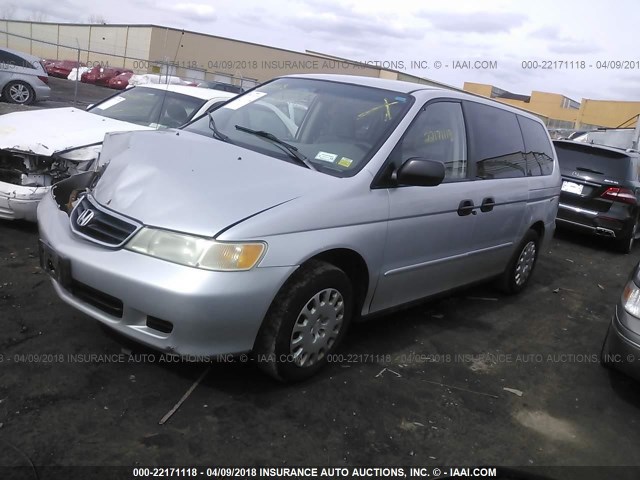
(3, 0), (640, 102)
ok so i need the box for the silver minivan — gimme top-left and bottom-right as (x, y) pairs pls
(0, 47), (50, 104)
(37, 74), (561, 381)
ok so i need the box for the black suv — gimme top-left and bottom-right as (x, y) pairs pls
(554, 140), (640, 253)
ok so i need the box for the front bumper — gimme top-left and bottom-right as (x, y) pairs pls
(0, 181), (49, 221)
(602, 304), (640, 381)
(37, 192), (296, 356)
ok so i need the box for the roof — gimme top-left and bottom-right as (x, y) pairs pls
(0, 45), (43, 63)
(553, 139), (638, 157)
(136, 84), (236, 101)
(279, 74), (548, 124)
(283, 73), (443, 94)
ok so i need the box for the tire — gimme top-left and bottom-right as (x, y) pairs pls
(499, 229), (540, 295)
(253, 259), (354, 382)
(614, 220), (637, 254)
(3, 81), (36, 105)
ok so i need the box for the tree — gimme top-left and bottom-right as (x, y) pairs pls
(88, 14), (108, 24)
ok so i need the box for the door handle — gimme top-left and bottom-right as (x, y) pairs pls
(457, 199), (476, 216)
(480, 197), (496, 212)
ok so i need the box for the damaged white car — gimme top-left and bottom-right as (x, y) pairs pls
(0, 84), (235, 221)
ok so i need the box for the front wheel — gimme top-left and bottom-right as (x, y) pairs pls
(253, 260), (354, 382)
(499, 229), (540, 295)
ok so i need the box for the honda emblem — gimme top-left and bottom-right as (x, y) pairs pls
(77, 209), (95, 227)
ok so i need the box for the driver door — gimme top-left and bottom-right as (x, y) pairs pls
(370, 100), (486, 312)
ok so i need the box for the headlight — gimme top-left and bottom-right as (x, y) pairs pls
(623, 280), (640, 317)
(125, 227), (266, 271)
(57, 145), (103, 162)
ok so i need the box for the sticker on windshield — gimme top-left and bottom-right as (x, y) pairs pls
(337, 157), (353, 168)
(222, 91), (267, 110)
(314, 151), (338, 162)
(94, 96), (126, 110)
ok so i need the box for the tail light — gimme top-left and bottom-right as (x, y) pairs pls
(601, 187), (637, 205)
(37, 75), (49, 84)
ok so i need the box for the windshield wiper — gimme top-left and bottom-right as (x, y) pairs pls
(234, 125), (316, 170)
(208, 112), (230, 142)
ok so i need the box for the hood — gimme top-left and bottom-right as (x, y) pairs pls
(92, 130), (336, 237)
(0, 108), (150, 156)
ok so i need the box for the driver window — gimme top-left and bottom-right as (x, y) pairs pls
(392, 102), (467, 180)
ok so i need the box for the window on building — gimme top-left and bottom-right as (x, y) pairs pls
(561, 97), (580, 110)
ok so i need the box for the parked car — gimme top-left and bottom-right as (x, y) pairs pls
(0, 47), (50, 105)
(554, 140), (640, 252)
(46, 59), (85, 78)
(0, 85), (235, 221)
(81, 66), (134, 86)
(107, 71), (134, 90)
(601, 261), (640, 381)
(37, 74), (560, 382)
(197, 80), (245, 93)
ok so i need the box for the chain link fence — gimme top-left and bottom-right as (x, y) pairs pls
(0, 26), (258, 89)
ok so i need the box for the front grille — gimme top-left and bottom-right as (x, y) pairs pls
(70, 280), (124, 318)
(70, 195), (141, 247)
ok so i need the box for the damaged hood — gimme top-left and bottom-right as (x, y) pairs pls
(0, 108), (150, 156)
(92, 130), (336, 237)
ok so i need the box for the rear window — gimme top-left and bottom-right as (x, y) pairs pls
(554, 141), (632, 179)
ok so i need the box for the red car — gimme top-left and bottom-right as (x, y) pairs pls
(107, 71), (134, 90)
(81, 66), (134, 86)
(46, 59), (85, 78)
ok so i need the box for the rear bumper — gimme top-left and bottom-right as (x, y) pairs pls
(33, 83), (51, 101)
(557, 202), (633, 238)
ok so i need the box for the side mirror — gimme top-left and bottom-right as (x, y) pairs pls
(396, 158), (445, 187)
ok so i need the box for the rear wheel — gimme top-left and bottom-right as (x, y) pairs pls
(3, 81), (35, 105)
(254, 260), (353, 382)
(499, 230), (539, 294)
(614, 219), (638, 254)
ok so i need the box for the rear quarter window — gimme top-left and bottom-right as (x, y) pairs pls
(517, 116), (555, 176)
(464, 101), (527, 179)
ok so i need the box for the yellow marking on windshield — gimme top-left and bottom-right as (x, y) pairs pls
(357, 99), (398, 120)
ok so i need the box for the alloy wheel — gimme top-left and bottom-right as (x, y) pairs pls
(9, 83), (31, 103)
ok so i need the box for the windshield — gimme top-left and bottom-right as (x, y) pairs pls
(573, 129), (636, 151)
(183, 77), (414, 177)
(90, 87), (206, 128)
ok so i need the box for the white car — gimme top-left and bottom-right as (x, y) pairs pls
(0, 84), (235, 221)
